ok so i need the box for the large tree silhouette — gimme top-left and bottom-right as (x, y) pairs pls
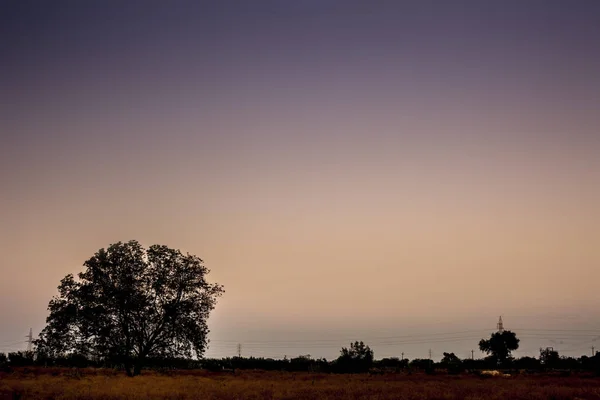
(479, 331), (519, 365)
(35, 240), (224, 376)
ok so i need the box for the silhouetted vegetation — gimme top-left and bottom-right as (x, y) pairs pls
(478, 330), (520, 365)
(375, 357), (409, 371)
(540, 347), (560, 369)
(333, 341), (374, 373)
(2, 347), (599, 376)
(408, 358), (436, 374)
(7, 351), (34, 367)
(34, 240), (224, 376)
(15, 240), (600, 380)
(513, 356), (540, 370)
(440, 352), (463, 374)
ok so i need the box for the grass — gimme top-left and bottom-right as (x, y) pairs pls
(1, 368), (600, 399)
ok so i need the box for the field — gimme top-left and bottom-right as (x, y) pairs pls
(2, 368), (600, 400)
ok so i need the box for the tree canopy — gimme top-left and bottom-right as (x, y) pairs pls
(35, 240), (224, 376)
(441, 352), (461, 365)
(478, 331), (520, 365)
(335, 341), (374, 373)
(540, 348), (560, 368)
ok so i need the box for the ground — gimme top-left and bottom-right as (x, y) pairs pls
(1, 368), (600, 399)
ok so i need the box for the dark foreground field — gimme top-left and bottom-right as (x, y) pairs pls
(2, 368), (600, 400)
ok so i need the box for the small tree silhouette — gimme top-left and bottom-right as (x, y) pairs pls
(540, 348), (560, 369)
(479, 331), (519, 366)
(335, 341), (374, 373)
(441, 352), (462, 374)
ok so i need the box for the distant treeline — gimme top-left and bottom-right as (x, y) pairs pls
(2, 351), (599, 374)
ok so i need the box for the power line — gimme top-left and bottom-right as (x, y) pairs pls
(0, 341), (26, 348)
(210, 328), (599, 346)
(207, 316), (598, 358)
(204, 319), (600, 359)
(211, 336), (485, 349)
(209, 329), (493, 344)
(209, 333), (599, 350)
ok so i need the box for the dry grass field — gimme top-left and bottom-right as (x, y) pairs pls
(1, 368), (600, 400)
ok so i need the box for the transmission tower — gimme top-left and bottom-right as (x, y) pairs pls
(25, 328), (33, 352)
(237, 343), (242, 358)
(496, 316), (504, 333)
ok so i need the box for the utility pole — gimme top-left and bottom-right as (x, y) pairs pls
(237, 343), (242, 358)
(25, 328), (33, 353)
(592, 346), (595, 357)
(471, 350), (474, 360)
(401, 352), (404, 361)
(428, 349), (432, 369)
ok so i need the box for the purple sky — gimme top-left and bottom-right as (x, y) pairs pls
(1, 0), (600, 360)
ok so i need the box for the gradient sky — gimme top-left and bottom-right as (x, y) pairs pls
(1, 0), (600, 361)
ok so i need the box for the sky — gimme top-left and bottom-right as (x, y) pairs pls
(1, 0), (600, 361)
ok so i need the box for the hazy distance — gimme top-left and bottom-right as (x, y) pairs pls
(1, 0), (599, 360)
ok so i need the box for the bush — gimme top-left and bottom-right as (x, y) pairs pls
(334, 341), (374, 373)
(8, 351), (34, 367)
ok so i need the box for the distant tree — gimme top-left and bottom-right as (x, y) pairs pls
(376, 357), (408, 370)
(34, 240), (224, 376)
(462, 357), (488, 371)
(558, 356), (580, 371)
(7, 351), (34, 367)
(0, 353), (6, 366)
(440, 352), (462, 374)
(335, 341), (374, 373)
(289, 355), (313, 372)
(478, 331), (519, 365)
(409, 358), (435, 373)
(580, 353), (600, 374)
(540, 348), (560, 368)
(514, 356), (540, 370)
(441, 352), (460, 365)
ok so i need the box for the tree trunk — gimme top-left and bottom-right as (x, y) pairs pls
(124, 363), (134, 377)
(124, 358), (144, 377)
(133, 361), (143, 376)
